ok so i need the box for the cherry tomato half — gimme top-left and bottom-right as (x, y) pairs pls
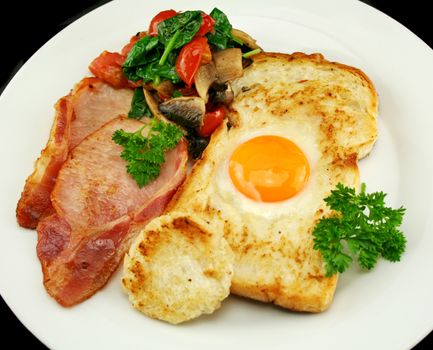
(89, 51), (129, 88)
(196, 13), (215, 37)
(175, 37), (211, 87)
(148, 10), (178, 36)
(121, 31), (147, 56)
(198, 107), (226, 137)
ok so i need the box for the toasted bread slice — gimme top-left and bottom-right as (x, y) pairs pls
(166, 52), (378, 312)
(230, 52), (378, 160)
(122, 212), (233, 324)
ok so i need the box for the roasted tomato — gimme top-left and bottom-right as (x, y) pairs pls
(198, 107), (225, 137)
(89, 51), (129, 88)
(176, 37), (211, 87)
(196, 13), (215, 37)
(148, 10), (178, 36)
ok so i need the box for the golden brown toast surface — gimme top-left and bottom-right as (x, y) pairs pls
(167, 52), (378, 312)
(122, 212), (233, 324)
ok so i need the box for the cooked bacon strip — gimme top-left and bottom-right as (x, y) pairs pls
(16, 97), (72, 228)
(69, 78), (134, 149)
(37, 117), (188, 306)
(17, 78), (133, 229)
(38, 215), (132, 306)
(37, 214), (71, 264)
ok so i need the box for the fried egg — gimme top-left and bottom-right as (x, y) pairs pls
(213, 121), (322, 220)
(206, 111), (345, 246)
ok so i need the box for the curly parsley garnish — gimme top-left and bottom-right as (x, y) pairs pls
(112, 119), (183, 188)
(313, 183), (406, 277)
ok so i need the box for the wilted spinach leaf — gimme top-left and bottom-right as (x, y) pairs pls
(207, 8), (233, 49)
(123, 36), (160, 68)
(157, 11), (203, 49)
(136, 50), (181, 84)
(122, 36), (163, 82)
(128, 87), (152, 119)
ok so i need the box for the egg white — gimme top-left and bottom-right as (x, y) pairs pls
(211, 119), (327, 222)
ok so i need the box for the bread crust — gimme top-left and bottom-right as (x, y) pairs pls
(257, 51), (378, 121)
(231, 273), (339, 312)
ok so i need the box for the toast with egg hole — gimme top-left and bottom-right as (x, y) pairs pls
(122, 212), (233, 324)
(165, 52), (378, 313)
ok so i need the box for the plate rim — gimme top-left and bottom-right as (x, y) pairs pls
(1, 0), (433, 349)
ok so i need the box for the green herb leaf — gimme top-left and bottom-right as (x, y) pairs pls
(157, 11), (203, 50)
(207, 8), (235, 50)
(136, 56), (181, 84)
(112, 119), (183, 187)
(159, 30), (181, 66)
(122, 36), (163, 83)
(128, 88), (152, 120)
(123, 36), (160, 68)
(312, 183), (406, 277)
(121, 34), (173, 84)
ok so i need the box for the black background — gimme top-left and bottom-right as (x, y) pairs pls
(1, 1), (431, 349)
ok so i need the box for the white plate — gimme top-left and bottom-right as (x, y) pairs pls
(1, 0), (432, 349)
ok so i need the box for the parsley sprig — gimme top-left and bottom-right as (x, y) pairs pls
(313, 183), (406, 277)
(112, 119), (183, 188)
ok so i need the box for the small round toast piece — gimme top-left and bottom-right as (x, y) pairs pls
(122, 212), (233, 324)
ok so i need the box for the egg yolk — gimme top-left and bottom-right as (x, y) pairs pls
(228, 135), (310, 202)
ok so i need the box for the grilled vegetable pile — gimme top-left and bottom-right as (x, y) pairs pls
(89, 8), (261, 158)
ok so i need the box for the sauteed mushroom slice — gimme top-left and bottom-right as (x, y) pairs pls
(213, 48), (243, 84)
(159, 97), (206, 128)
(143, 88), (170, 123)
(231, 29), (261, 50)
(151, 80), (175, 99)
(195, 63), (217, 103)
(211, 83), (234, 106)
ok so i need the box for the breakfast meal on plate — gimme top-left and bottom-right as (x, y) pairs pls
(16, 7), (406, 321)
